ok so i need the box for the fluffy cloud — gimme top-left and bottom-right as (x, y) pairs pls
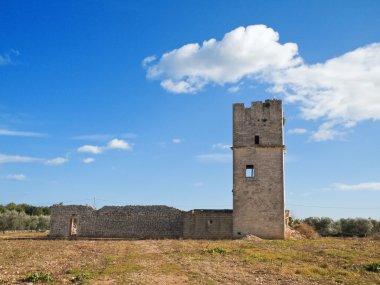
(45, 157), (68, 165)
(107, 139), (132, 150)
(82, 157), (95, 164)
(0, 154), (41, 164)
(195, 153), (231, 163)
(144, 25), (301, 93)
(269, 43), (380, 141)
(77, 139), (132, 154)
(329, 182), (380, 192)
(0, 174), (26, 181)
(144, 25), (380, 141)
(77, 145), (104, 154)
(172, 138), (182, 144)
(0, 129), (47, 137)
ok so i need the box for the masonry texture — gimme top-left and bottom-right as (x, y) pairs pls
(183, 210), (233, 239)
(49, 99), (285, 240)
(232, 100), (285, 239)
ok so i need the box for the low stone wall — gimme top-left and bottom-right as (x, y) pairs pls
(49, 205), (95, 237)
(49, 205), (184, 238)
(183, 209), (233, 239)
(94, 206), (184, 238)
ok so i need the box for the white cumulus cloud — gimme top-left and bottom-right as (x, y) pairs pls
(77, 139), (132, 154)
(144, 25), (380, 141)
(106, 139), (132, 150)
(77, 145), (104, 154)
(269, 43), (380, 141)
(45, 157), (68, 165)
(144, 25), (301, 93)
(172, 138), (182, 144)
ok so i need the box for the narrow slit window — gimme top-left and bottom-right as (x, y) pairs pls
(246, 165), (254, 177)
(255, 135), (260, 145)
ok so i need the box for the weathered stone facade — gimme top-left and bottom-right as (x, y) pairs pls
(232, 100), (285, 239)
(183, 210), (232, 239)
(50, 205), (184, 238)
(49, 205), (233, 239)
(49, 99), (285, 239)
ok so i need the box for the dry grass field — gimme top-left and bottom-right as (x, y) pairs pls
(0, 232), (379, 285)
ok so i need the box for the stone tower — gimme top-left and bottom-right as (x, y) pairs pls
(232, 99), (285, 239)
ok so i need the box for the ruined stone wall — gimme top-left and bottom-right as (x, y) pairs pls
(94, 206), (184, 238)
(49, 205), (184, 238)
(49, 205), (96, 237)
(183, 210), (233, 239)
(232, 100), (285, 239)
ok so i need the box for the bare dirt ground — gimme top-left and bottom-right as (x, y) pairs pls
(0, 232), (379, 284)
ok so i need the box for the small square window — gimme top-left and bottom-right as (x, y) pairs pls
(246, 165), (254, 177)
(255, 135), (260, 145)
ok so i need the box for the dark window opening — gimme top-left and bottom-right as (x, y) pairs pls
(246, 165), (254, 177)
(255, 135), (260, 145)
(208, 220), (213, 225)
(237, 232), (242, 235)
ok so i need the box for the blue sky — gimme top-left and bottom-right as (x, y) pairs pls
(1, 0), (380, 218)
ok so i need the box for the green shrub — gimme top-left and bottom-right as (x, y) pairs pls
(207, 247), (226, 255)
(71, 272), (91, 282)
(301, 217), (378, 237)
(340, 218), (373, 237)
(0, 210), (50, 231)
(303, 217), (340, 236)
(24, 272), (54, 282)
(365, 262), (380, 273)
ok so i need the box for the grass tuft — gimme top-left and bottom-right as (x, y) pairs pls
(365, 262), (380, 273)
(206, 247), (227, 255)
(24, 272), (54, 283)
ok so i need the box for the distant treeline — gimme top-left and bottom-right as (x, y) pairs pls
(0, 203), (50, 216)
(0, 203), (50, 232)
(292, 217), (380, 237)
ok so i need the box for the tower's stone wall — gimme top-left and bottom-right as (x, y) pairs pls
(232, 100), (285, 239)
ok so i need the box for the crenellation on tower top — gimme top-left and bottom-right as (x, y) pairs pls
(233, 99), (284, 148)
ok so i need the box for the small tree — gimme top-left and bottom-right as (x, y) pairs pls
(340, 218), (373, 237)
(37, 216), (50, 231)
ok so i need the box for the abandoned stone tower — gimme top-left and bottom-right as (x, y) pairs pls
(232, 100), (285, 239)
(50, 99), (285, 239)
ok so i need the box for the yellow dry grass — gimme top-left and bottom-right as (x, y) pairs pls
(0, 232), (379, 284)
